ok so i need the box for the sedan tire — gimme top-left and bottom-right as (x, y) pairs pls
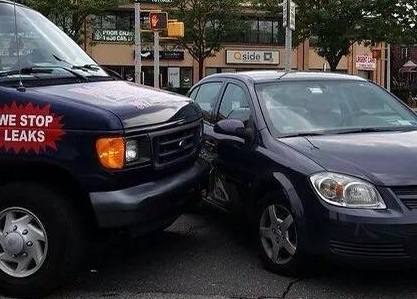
(257, 193), (308, 277)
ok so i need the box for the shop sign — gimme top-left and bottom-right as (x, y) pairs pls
(356, 55), (377, 71)
(142, 51), (185, 60)
(93, 29), (134, 42)
(226, 50), (280, 65)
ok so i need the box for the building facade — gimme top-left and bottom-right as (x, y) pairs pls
(85, 3), (387, 90)
(392, 45), (417, 88)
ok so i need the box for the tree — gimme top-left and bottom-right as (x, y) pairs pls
(170, 0), (244, 80)
(20, 0), (125, 43)
(255, 0), (415, 72)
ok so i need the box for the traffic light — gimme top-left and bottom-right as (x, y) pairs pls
(149, 12), (168, 31)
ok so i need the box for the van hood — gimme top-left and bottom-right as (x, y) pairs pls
(281, 131), (417, 187)
(34, 81), (201, 129)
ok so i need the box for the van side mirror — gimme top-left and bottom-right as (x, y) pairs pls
(214, 119), (253, 141)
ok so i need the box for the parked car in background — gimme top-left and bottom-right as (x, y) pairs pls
(0, 1), (203, 297)
(190, 71), (417, 275)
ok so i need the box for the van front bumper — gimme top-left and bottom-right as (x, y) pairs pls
(90, 161), (206, 229)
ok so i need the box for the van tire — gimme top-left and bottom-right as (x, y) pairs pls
(0, 182), (85, 298)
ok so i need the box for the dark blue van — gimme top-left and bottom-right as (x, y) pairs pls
(0, 1), (203, 297)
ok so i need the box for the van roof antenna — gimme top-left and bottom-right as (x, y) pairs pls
(13, 0), (25, 92)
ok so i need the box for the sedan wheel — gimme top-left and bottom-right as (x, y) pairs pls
(259, 204), (297, 265)
(0, 207), (48, 278)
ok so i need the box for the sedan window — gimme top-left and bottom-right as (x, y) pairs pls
(218, 83), (251, 126)
(194, 82), (222, 121)
(255, 80), (417, 137)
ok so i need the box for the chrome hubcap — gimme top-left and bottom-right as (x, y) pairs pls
(260, 205), (297, 265)
(0, 208), (48, 278)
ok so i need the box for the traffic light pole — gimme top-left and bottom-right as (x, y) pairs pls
(387, 43), (391, 92)
(284, 0), (292, 72)
(154, 31), (160, 89)
(134, 2), (142, 84)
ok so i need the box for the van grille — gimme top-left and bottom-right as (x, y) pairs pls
(392, 187), (417, 210)
(152, 123), (200, 169)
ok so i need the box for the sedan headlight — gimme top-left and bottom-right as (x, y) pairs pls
(310, 172), (386, 209)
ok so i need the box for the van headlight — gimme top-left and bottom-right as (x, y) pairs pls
(125, 140), (139, 163)
(310, 172), (386, 209)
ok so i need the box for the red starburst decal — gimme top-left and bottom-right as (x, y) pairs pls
(0, 102), (65, 154)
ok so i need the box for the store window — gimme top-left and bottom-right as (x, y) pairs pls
(259, 20), (273, 44)
(357, 70), (373, 80)
(180, 68), (193, 88)
(206, 68), (221, 76)
(140, 66), (193, 89)
(102, 15), (116, 30)
(116, 13), (131, 31)
(402, 47), (409, 60)
(93, 12), (150, 42)
(225, 17), (283, 45)
(94, 12), (150, 31)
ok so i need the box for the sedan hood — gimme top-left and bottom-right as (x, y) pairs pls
(281, 131), (417, 187)
(35, 81), (201, 129)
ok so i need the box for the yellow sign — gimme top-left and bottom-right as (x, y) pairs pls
(168, 22), (185, 38)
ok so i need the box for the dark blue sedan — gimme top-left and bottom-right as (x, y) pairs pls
(189, 71), (417, 275)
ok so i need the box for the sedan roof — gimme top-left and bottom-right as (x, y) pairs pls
(204, 71), (367, 84)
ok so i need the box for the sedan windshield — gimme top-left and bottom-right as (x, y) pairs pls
(255, 80), (417, 137)
(0, 3), (109, 81)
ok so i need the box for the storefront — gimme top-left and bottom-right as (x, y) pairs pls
(85, 3), (386, 90)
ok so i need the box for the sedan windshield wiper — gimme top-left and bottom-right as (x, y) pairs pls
(280, 132), (326, 138)
(334, 127), (411, 135)
(0, 66), (88, 82)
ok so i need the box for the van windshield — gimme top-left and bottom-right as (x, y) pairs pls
(0, 3), (109, 80)
(255, 80), (417, 137)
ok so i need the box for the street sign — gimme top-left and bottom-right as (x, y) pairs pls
(283, 0), (296, 31)
(289, 2), (296, 31)
(149, 12), (168, 31)
(283, 0), (287, 28)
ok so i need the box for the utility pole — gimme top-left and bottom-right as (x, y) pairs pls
(134, 0), (142, 84)
(283, 0), (295, 72)
(154, 31), (160, 89)
(387, 43), (391, 92)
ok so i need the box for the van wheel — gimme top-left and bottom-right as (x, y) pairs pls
(257, 194), (307, 277)
(0, 183), (85, 298)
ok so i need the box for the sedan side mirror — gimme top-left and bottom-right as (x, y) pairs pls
(214, 119), (253, 141)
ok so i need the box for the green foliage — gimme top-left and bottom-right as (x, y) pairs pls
(20, 0), (126, 42)
(255, 0), (417, 71)
(169, 0), (244, 79)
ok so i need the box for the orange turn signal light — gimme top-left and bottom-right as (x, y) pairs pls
(96, 137), (125, 170)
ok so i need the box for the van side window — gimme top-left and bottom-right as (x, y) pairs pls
(218, 83), (251, 126)
(194, 82), (222, 121)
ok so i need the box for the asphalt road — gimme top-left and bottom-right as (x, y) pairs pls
(4, 205), (417, 299)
